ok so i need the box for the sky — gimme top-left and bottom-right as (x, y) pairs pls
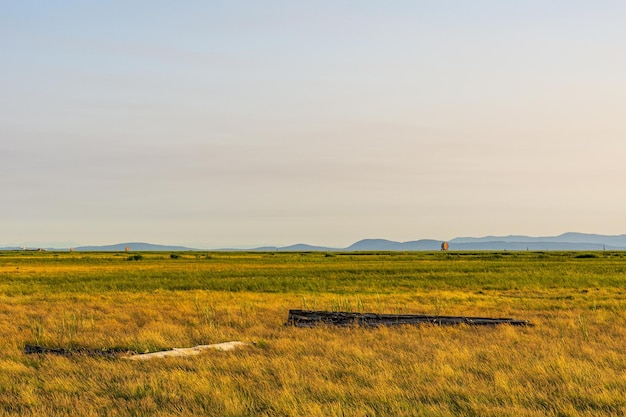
(2, 1), (626, 248)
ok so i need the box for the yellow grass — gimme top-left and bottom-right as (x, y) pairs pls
(0, 251), (624, 416)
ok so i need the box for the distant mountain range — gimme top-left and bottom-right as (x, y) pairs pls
(3, 233), (626, 252)
(224, 233), (626, 251)
(448, 233), (626, 250)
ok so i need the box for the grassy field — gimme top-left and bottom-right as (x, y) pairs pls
(0, 251), (625, 416)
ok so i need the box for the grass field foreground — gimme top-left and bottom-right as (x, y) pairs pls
(0, 251), (625, 416)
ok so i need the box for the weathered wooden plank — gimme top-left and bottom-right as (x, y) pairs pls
(286, 310), (531, 327)
(124, 341), (251, 360)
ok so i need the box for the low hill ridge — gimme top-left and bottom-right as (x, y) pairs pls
(75, 242), (195, 252)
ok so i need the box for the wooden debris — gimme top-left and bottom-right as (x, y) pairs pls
(124, 341), (251, 361)
(23, 344), (135, 357)
(23, 341), (250, 359)
(286, 310), (531, 327)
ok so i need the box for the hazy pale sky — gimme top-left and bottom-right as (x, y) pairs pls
(2, 1), (626, 248)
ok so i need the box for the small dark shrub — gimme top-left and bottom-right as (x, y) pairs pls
(127, 255), (143, 261)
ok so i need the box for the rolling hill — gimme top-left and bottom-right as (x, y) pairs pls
(74, 242), (195, 252)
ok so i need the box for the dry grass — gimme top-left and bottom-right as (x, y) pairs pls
(0, 251), (624, 416)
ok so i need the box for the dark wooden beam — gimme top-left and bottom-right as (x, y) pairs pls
(286, 310), (531, 327)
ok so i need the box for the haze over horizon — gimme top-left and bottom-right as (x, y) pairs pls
(3, 1), (626, 249)
(5, 231), (626, 252)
